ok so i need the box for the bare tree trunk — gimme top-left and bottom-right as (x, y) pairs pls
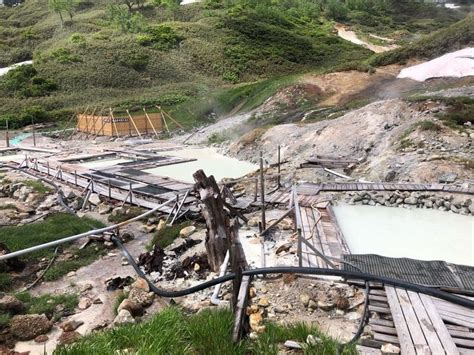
(193, 169), (230, 272)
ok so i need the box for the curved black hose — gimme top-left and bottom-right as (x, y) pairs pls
(112, 237), (474, 309)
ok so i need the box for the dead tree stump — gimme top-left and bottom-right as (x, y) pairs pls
(193, 169), (230, 272)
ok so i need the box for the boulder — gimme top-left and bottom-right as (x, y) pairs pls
(78, 298), (92, 310)
(317, 301), (335, 312)
(113, 309), (135, 326)
(179, 226), (196, 238)
(381, 343), (401, 354)
(60, 320), (84, 332)
(10, 314), (52, 340)
(131, 278), (149, 292)
(300, 292), (311, 307)
(404, 196), (418, 205)
(128, 288), (154, 308)
(98, 204), (112, 215)
(0, 295), (24, 314)
(117, 299), (143, 317)
(438, 173), (457, 184)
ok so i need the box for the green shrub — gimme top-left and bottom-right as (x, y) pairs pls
(148, 221), (191, 250)
(70, 33), (86, 44)
(0, 64), (57, 98)
(137, 25), (182, 50)
(50, 48), (81, 64)
(417, 120), (441, 131)
(106, 4), (147, 34)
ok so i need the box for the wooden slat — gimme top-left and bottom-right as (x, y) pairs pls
(370, 324), (398, 336)
(368, 305), (391, 314)
(395, 289), (429, 353)
(449, 330), (474, 340)
(419, 294), (460, 355)
(407, 291), (444, 354)
(369, 318), (395, 328)
(373, 332), (399, 344)
(452, 338), (474, 348)
(369, 295), (388, 303)
(385, 286), (416, 355)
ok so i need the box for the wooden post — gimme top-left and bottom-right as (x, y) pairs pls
(129, 182), (133, 205)
(74, 170), (78, 186)
(277, 145), (281, 189)
(193, 169), (231, 272)
(31, 117), (36, 147)
(143, 108), (159, 138)
(5, 118), (9, 148)
(297, 228), (302, 267)
(110, 108), (119, 137)
(253, 177), (258, 202)
(108, 179), (112, 199)
(259, 151), (266, 230)
(126, 110), (142, 138)
(47, 162), (50, 176)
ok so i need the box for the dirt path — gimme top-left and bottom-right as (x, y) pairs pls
(335, 24), (398, 53)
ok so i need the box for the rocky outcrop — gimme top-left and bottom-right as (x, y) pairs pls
(0, 295), (24, 315)
(9, 314), (52, 340)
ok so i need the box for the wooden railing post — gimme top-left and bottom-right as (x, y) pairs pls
(277, 145), (281, 189)
(259, 151), (266, 230)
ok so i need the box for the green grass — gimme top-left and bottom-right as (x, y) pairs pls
(148, 221), (192, 251)
(0, 313), (11, 329)
(0, 213), (105, 291)
(22, 179), (52, 194)
(15, 291), (78, 321)
(113, 291), (128, 316)
(107, 206), (145, 224)
(55, 307), (356, 355)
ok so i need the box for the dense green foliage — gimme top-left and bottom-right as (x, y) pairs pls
(55, 307), (357, 354)
(0, 0), (470, 129)
(148, 221), (192, 250)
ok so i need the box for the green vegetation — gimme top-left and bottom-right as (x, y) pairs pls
(0, 213), (104, 291)
(148, 221), (191, 250)
(0, 1), (469, 129)
(107, 206), (144, 223)
(55, 307), (356, 354)
(417, 120), (441, 132)
(0, 203), (17, 210)
(15, 291), (78, 321)
(22, 179), (52, 194)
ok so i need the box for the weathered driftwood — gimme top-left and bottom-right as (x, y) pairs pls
(193, 169), (230, 272)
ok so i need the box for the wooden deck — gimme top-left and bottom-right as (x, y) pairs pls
(296, 201), (350, 268)
(360, 286), (474, 354)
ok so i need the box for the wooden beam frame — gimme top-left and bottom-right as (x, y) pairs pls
(143, 108), (160, 138)
(126, 109), (142, 138)
(109, 107), (119, 137)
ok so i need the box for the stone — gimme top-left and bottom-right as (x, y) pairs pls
(128, 288), (154, 307)
(78, 298), (92, 310)
(157, 219), (166, 231)
(247, 216), (260, 227)
(384, 170), (396, 182)
(0, 295), (24, 314)
(34, 334), (49, 343)
(404, 196), (418, 205)
(346, 312), (361, 321)
(246, 305), (259, 315)
(179, 226), (196, 238)
(131, 278), (150, 292)
(300, 292), (311, 307)
(113, 309), (135, 326)
(67, 271), (77, 277)
(98, 204), (112, 215)
(249, 312), (262, 331)
(381, 343), (401, 354)
(117, 299), (143, 317)
(89, 193), (101, 205)
(249, 287), (257, 299)
(306, 334), (321, 346)
(438, 173), (457, 184)
(275, 242), (292, 255)
(58, 331), (81, 346)
(79, 283), (93, 293)
(308, 300), (318, 310)
(258, 297), (270, 307)
(317, 301), (335, 311)
(60, 320), (84, 332)
(284, 340), (302, 349)
(10, 314), (52, 340)
(335, 296), (350, 310)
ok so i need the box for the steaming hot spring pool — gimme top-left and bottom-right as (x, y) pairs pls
(333, 204), (473, 266)
(144, 147), (258, 183)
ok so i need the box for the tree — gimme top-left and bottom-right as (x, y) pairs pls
(48, 0), (76, 27)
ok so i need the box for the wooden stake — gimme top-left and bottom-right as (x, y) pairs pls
(160, 107), (184, 129)
(129, 182), (133, 205)
(143, 108), (159, 138)
(126, 109), (142, 138)
(31, 117), (36, 147)
(74, 170), (78, 186)
(277, 145), (281, 188)
(110, 108), (119, 137)
(108, 179), (112, 199)
(253, 177), (258, 202)
(5, 118), (9, 148)
(259, 151), (266, 230)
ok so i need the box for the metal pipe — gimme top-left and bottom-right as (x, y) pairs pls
(0, 196), (176, 261)
(210, 251), (230, 305)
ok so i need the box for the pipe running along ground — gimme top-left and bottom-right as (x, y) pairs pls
(113, 237), (474, 309)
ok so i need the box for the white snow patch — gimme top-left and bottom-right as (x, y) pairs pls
(445, 3), (460, 9)
(397, 48), (474, 82)
(0, 60), (33, 77)
(181, 0), (201, 4)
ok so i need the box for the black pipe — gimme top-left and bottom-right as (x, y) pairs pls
(112, 237), (474, 309)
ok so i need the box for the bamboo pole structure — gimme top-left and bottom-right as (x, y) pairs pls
(126, 109), (142, 138)
(110, 108), (119, 137)
(143, 108), (159, 138)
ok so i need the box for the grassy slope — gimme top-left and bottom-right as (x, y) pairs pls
(0, 1), (470, 129)
(0, 213), (105, 290)
(55, 307), (356, 355)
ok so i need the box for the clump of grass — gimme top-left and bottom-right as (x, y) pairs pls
(0, 203), (17, 211)
(417, 120), (441, 131)
(0, 313), (11, 329)
(55, 307), (356, 354)
(147, 221), (191, 251)
(208, 132), (229, 145)
(0, 273), (12, 292)
(113, 291), (128, 316)
(14, 291), (78, 321)
(22, 179), (52, 194)
(108, 207), (145, 224)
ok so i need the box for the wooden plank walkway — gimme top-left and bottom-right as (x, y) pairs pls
(381, 286), (474, 354)
(297, 203), (350, 268)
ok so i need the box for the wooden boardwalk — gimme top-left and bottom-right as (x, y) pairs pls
(360, 286), (474, 354)
(296, 201), (350, 268)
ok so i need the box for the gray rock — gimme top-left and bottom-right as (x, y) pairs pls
(438, 173), (457, 184)
(113, 309), (135, 325)
(404, 196), (418, 205)
(384, 170), (396, 182)
(129, 288), (154, 307)
(300, 293), (311, 307)
(0, 295), (24, 314)
(284, 340), (302, 349)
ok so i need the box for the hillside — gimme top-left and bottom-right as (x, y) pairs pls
(0, 0), (471, 129)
